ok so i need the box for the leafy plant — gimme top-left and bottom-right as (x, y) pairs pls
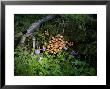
(14, 14), (97, 76)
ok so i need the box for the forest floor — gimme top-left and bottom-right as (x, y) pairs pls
(14, 14), (97, 76)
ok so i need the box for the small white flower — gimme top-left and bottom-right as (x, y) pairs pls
(38, 57), (42, 61)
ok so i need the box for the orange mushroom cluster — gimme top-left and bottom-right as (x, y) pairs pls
(46, 34), (66, 54)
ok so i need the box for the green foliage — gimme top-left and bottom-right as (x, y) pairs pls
(14, 46), (96, 76)
(14, 14), (97, 76)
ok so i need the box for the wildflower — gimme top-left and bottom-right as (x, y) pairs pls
(44, 42), (47, 45)
(35, 49), (40, 54)
(44, 31), (49, 36)
(42, 46), (46, 51)
(70, 50), (77, 55)
(38, 57), (42, 61)
(64, 47), (68, 50)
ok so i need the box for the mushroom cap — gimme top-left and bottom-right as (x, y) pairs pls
(46, 34), (68, 54)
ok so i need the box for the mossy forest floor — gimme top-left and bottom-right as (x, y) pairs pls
(14, 14), (97, 76)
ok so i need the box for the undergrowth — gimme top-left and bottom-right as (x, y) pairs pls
(14, 14), (97, 76)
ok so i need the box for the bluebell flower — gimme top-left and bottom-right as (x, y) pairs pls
(42, 47), (46, 51)
(64, 47), (68, 50)
(70, 50), (77, 55)
(35, 49), (40, 54)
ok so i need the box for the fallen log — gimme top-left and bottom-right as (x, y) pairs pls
(26, 15), (56, 35)
(15, 15), (56, 47)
